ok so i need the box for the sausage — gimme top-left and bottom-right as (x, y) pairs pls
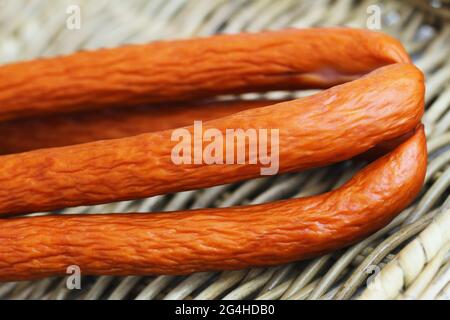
(0, 63), (424, 215)
(0, 99), (273, 154)
(0, 28), (410, 121)
(0, 97), (411, 160)
(0, 126), (427, 281)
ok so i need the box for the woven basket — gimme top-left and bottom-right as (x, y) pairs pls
(0, 0), (449, 300)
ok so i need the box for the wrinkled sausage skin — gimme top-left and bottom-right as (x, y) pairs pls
(0, 127), (426, 281)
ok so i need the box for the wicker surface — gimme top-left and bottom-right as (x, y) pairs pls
(0, 0), (449, 300)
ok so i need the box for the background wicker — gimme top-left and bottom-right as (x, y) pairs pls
(0, 0), (449, 300)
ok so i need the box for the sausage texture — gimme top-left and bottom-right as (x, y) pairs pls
(0, 28), (410, 121)
(0, 28), (427, 281)
(0, 63), (424, 215)
(0, 127), (427, 281)
(0, 99), (272, 154)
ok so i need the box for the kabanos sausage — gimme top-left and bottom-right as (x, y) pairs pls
(0, 99), (273, 154)
(0, 126), (427, 281)
(0, 28), (410, 121)
(0, 100), (412, 159)
(0, 63), (424, 215)
(0, 98), (409, 157)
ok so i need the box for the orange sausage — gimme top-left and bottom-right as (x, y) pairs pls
(0, 98), (408, 157)
(0, 99), (273, 154)
(0, 28), (410, 121)
(0, 126), (426, 281)
(0, 63), (424, 215)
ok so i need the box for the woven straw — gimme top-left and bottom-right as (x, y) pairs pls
(0, 0), (449, 300)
